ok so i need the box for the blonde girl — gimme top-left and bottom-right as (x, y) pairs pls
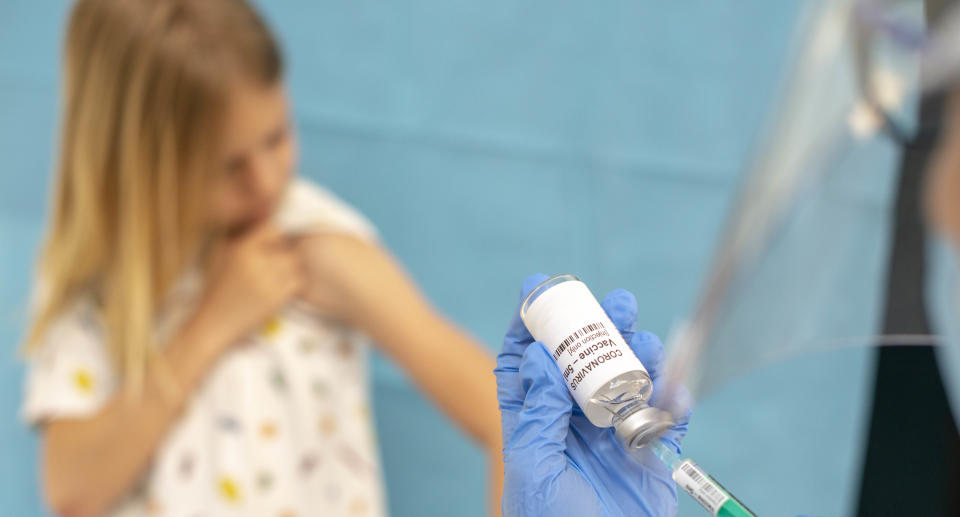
(22, 0), (503, 516)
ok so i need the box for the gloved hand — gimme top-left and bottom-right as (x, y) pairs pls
(495, 274), (690, 517)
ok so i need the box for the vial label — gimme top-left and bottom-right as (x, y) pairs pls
(522, 280), (647, 410)
(674, 460), (730, 517)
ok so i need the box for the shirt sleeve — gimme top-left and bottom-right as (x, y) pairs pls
(273, 177), (379, 242)
(21, 299), (117, 426)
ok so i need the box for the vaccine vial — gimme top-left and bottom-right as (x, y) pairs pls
(520, 274), (672, 449)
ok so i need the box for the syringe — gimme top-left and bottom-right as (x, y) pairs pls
(649, 440), (758, 517)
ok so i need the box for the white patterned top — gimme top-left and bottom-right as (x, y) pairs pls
(22, 178), (388, 517)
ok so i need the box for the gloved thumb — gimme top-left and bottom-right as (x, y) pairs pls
(503, 341), (573, 478)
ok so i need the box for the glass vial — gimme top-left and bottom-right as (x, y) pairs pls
(520, 274), (672, 448)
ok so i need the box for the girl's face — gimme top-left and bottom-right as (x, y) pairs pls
(207, 80), (297, 231)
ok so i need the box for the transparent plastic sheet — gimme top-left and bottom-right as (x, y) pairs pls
(658, 0), (940, 419)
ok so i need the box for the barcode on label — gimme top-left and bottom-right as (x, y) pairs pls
(553, 321), (605, 360)
(675, 460), (730, 516)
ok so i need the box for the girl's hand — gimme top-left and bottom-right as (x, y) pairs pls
(293, 233), (387, 326)
(38, 223), (303, 517)
(197, 222), (304, 345)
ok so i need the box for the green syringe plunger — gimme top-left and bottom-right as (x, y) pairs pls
(649, 440), (757, 517)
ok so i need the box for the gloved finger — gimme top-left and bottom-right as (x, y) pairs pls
(626, 330), (666, 380)
(658, 419), (690, 455)
(651, 375), (692, 454)
(600, 288), (638, 339)
(598, 288), (666, 379)
(498, 273), (549, 372)
(496, 274), (550, 441)
(628, 331), (689, 453)
(503, 342), (574, 479)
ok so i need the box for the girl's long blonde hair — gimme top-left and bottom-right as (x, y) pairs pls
(25, 0), (283, 392)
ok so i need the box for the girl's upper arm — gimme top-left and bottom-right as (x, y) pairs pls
(22, 300), (117, 427)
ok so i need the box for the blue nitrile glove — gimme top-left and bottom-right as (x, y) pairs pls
(495, 274), (691, 517)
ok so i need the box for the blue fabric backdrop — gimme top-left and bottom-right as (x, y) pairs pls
(0, 1), (894, 515)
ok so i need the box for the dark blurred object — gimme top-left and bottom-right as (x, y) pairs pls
(857, 6), (960, 507)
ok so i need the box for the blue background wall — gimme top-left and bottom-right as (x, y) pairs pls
(0, 1), (897, 516)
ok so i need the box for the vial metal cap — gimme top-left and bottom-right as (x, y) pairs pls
(614, 406), (674, 449)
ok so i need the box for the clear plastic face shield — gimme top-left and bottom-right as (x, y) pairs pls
(659, 0), (960, 433)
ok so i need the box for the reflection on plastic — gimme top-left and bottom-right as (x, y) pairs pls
(659, 0), (937, 422)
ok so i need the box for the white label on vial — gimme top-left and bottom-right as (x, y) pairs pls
(522, 280), (647, 411)
(674, 460), (730, 517)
